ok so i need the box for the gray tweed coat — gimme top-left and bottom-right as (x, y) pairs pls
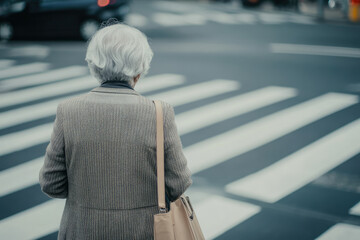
(39, 85), (193, 240)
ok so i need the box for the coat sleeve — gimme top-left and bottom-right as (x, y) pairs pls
(163, 102), (193, 202)
(39, 104), (68, 199)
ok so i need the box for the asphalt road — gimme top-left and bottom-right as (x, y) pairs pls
(0, 0), (360, 239)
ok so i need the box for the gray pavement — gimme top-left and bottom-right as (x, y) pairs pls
(0, 0), (360, 239)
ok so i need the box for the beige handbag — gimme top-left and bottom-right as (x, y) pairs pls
(153, 100), (205, 240)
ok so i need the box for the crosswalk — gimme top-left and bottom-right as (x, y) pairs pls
(184, 93), (358, 173)
(0, 62), (49, 79)
(128, 11), (315, 27)
(225, 117), (360, 202)
(0, 61), (359, 239)
(0, 66), (89, 92)
(126, 1), (315, 28)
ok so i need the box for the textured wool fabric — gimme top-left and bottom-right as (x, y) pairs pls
(39, 86), (193, 240)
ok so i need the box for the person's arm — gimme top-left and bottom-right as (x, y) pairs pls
(163, 102), (193, 202)
(39, 104), (68, 198)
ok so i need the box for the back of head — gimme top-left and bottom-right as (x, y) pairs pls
(85, 23), (153, 86)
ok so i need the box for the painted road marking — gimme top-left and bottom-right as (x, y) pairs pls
(315, 223), (360, 240)
(0, 66), (89, 91)
(125, 13), (148, 27)
(0, 76), (96, 109)
(226, 118), (360, 203)
(0, 123), (53, 156)
(349, 201), (360, 216)
(0, 79), (239, 156)
(2, 85), (295, 197)
(177, 86), (297, 135)
(184, 93), (358, 174)
(259, 13), (286, 24)
(0, 157), (43, 197)
(194, 195), (260, 240)
(0, 60), (15, 69)
(0, 194), (259, 240)
(136, 73), (186, 93)
(0, 98), (69, 130)
(0, 91), (358, 238)
(8, 45), (49, 58)
(0, 73), (182, 108)
(0, 199), (65, 240)
(0, 63), (49, 79)
(270, 43), (360, 58)
(149, 79), (240, 106)
(1, 91), (355, 161)
(0, 74), (186, 130)
(153, 13), (206, 26)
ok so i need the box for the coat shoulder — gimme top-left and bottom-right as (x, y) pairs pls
(57, 93), (89, 108)
(152, 99), (173, 110)
(139, 96), (173, 110)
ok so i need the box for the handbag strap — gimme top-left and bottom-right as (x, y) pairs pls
(153, 100), (167, 212)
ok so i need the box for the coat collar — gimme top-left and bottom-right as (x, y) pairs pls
(90, 86), (141, 96)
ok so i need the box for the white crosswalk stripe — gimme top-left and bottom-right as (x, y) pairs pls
(225, 117), (360, 202)
(177, 86), (297, 135)
(270, 43), (360, 58)
(150, 2), (314, 26)
(184, 93), (358, 174)
(0, 76), (96, 109)
(0, 157), (43, 197)
(209, 12), (239, 24)
(0, 63), (49, 79)
(0, 60), (15, 69)
(0, 73), (186, 109)
(8, 45), (49, 58)
(0, 123), (52, 156)
(153, 1), (197, 13)
(135, 73), (186, 92)
(0, 66), (89, 92)
(0, 79), (239, 156)
(0, 66), (359, 239)
(259, 13), (287, 24)
(148, 79), (240, 106)
(315, 223), (360, 240)
(125, 13), (148, 27)
(194, 195), (260, 240)
(0, 74), (186, 130)
(349, 202), (360, 216)
(153, 13), (207, 26)
(0, 97), (70, 130)
(0, 199), (65, 240)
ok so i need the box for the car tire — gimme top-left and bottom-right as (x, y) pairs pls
(79, 19), (99, 40)
(0, 22), (14, 41)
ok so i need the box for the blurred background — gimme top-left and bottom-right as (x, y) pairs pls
(0, 0), (360, 239)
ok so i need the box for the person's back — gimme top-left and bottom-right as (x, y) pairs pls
(39, 22), (192, 239)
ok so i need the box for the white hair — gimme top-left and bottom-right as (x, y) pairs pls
(85, 23), (153, 86)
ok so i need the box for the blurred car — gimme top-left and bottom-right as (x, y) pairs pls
(0, 0), (130, 40)
(211, 0), (263, 7)
(240, 0), (263, 7)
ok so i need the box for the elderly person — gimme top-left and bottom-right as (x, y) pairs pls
(39, 23), (192, 239)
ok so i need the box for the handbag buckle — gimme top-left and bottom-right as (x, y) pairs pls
(159, 207), (167, 213)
